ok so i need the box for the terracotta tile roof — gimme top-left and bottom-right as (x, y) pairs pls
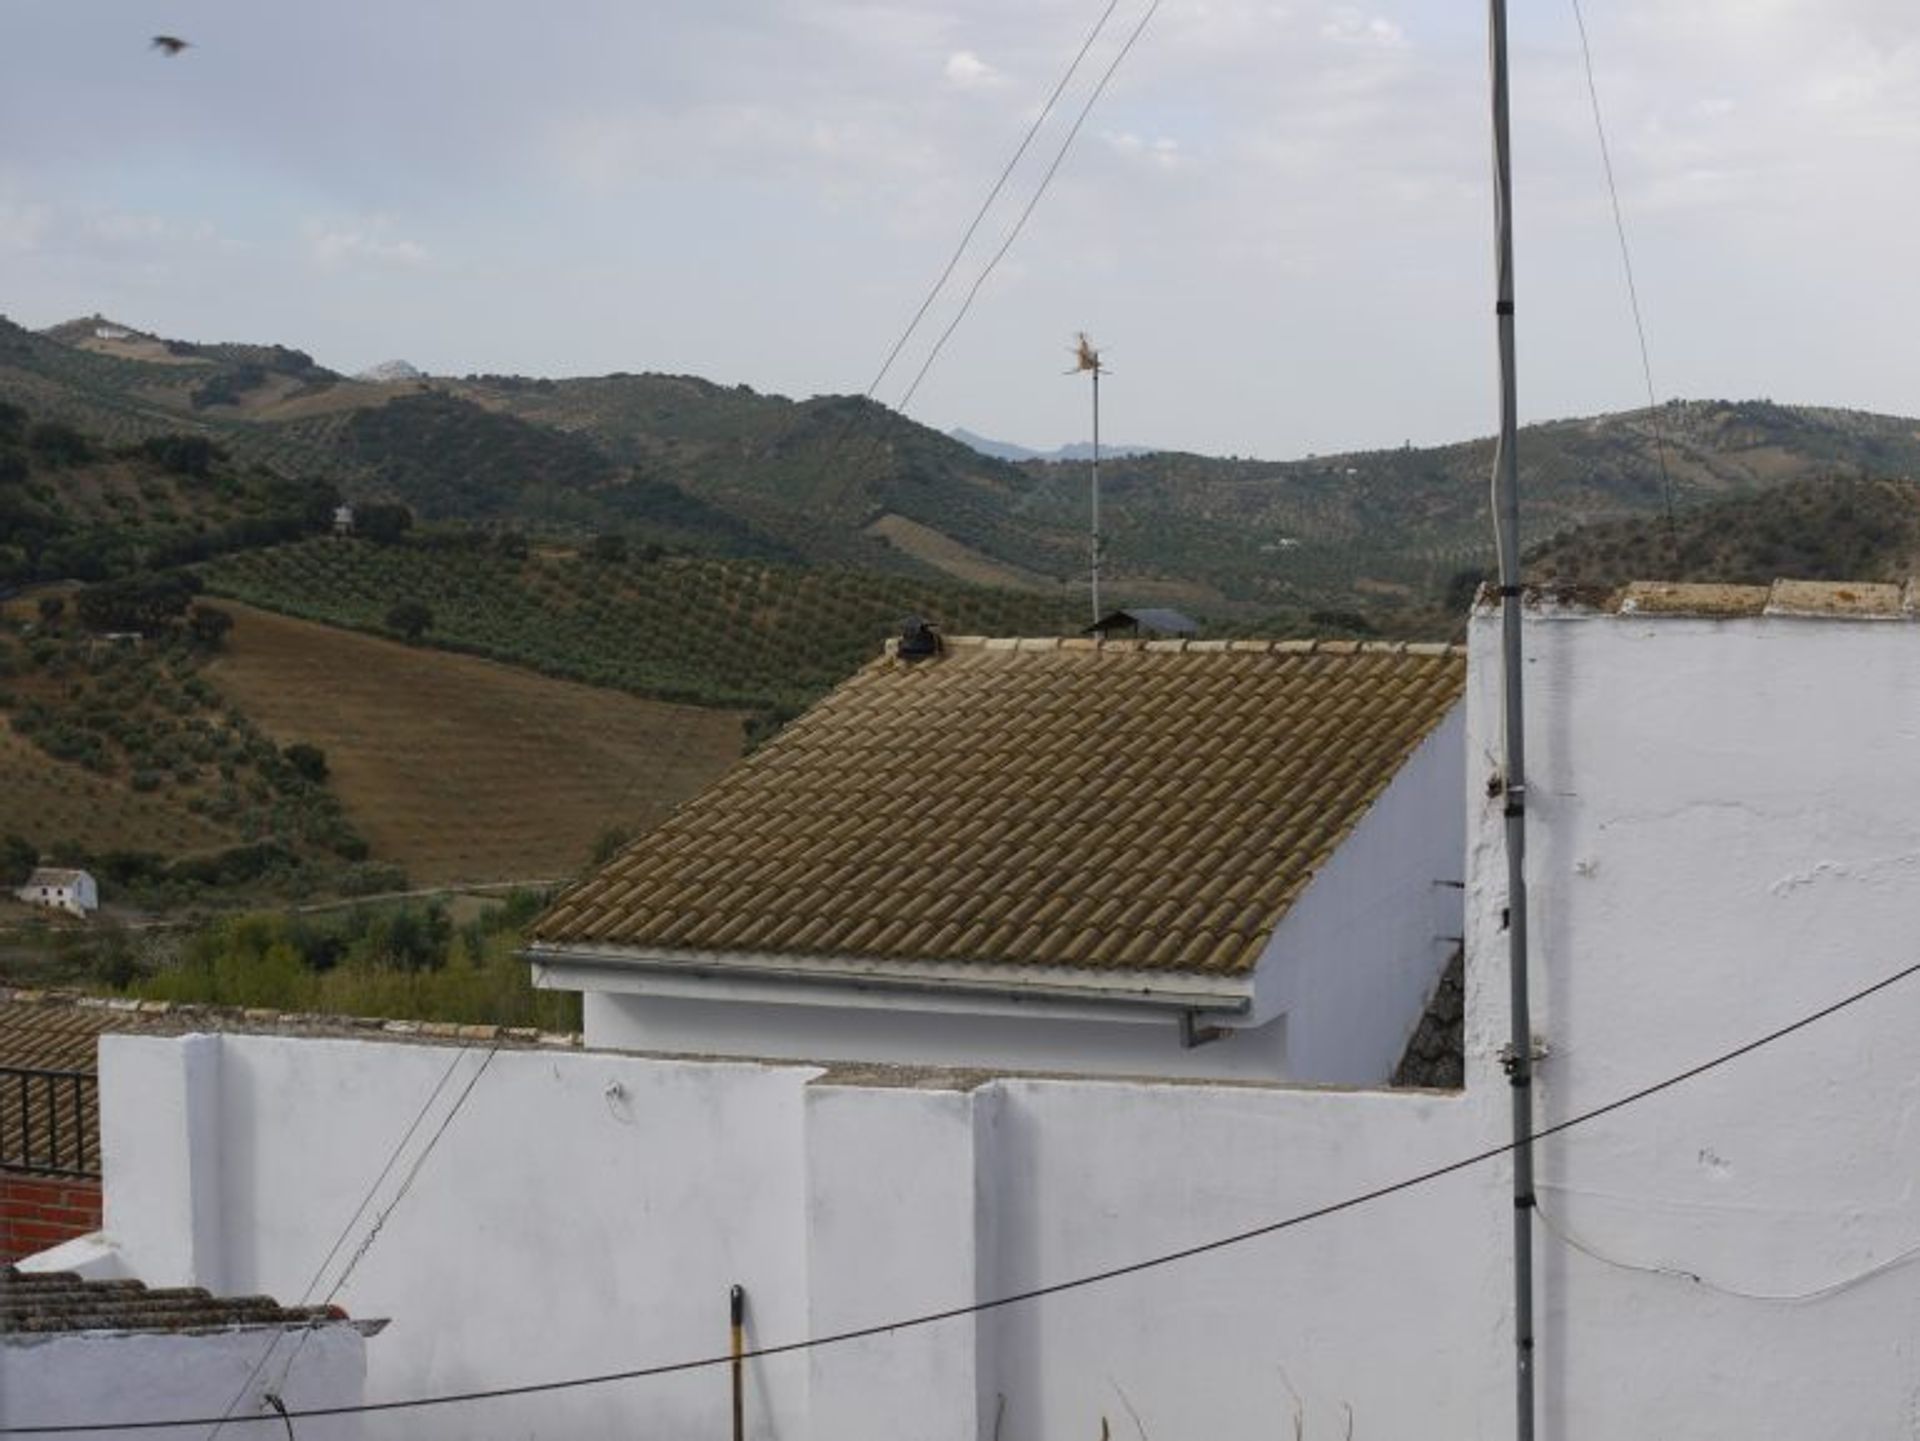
(1, 1265), (359, 1336)
(535, 636), (1465, 977)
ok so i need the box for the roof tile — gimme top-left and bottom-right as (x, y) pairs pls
(534, 640), (1464, 977)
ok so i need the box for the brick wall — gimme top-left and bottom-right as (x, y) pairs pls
(0, 1170), (101, 1263)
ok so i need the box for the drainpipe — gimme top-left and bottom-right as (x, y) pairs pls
(1487, 2), (1537, 1439)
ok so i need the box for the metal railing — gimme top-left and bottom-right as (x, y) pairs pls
(0, 1067), (98, 1178)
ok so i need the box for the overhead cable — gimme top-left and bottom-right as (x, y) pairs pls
(865, 0), (1121, 399)
(10, 952), (1919, 1436)
(895, 0), (1165, 413)
(1569, 0), (1677, 540)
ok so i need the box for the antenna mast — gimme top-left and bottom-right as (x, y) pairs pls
(1070, 333), (1107, 623)
(1488, 3), (1536, 1440)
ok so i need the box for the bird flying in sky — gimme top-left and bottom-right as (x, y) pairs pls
(150, 35), (190, 56)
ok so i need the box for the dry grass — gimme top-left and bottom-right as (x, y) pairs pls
(865, 513), (1056, 592)
(0, 728), (238, 857)
(202, 603), (746, 886)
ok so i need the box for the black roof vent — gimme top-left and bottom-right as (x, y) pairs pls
(896, 615), (943, 662)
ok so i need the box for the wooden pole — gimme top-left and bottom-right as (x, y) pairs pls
(730, 1283), (746, 1441)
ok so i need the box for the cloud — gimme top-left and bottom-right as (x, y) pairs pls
(1101, 131), (1185, 170)
(944, 50), (1006, 89)
(0, 200), (52, 254)
(307, 223), (429, 270)
(1318, 9), (1406, 46)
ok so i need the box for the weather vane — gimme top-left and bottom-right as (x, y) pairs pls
(1067, 333), (1108, 624)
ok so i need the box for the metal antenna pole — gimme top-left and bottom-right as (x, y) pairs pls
(1090, 364), (1103, 624)
(1488, 2), (1536, 1439)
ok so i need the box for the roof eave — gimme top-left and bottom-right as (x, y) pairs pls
(524, 942), (1255, 1022)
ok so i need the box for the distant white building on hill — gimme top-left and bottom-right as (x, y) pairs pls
(14, 870), (96, 919)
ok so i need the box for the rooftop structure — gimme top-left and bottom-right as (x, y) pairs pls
(534, 633), (1466, 1080)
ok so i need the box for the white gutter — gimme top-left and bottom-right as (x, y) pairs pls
(524, 942), (1254, 1029)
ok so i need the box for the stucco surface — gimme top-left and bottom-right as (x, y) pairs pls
(0, 1324), (365, 1440)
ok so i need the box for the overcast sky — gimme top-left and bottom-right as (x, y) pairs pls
(3, 2), (1916, 458)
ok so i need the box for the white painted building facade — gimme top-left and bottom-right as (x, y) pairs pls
(14, 868), (98, 918)
(45, 589), (1920, 1439)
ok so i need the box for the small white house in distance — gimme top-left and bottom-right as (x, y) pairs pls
(529, 633), (1467, 1083)
(15, 869), (98, 919)
(332, 503), (355, 537)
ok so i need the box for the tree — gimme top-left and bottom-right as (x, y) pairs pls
(36, 595), (65, 626)
(189, 604), (234, 650)
(589, 533), (629, 565)
(26, 421), (95, 467)
(385, 600), (434, 642)
(0, 834), (37, 887)
(76, 572), (202, 633)
(283, 742), (329, 785)
(140, 433), (222, 478)
(357, 502), (414, 546)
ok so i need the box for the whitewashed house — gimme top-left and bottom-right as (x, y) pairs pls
(332, 503), (355, 537)
(31, 580), (1920, 1441)
(529, 633), (1467, 1083)
(15, 868), (98, 918)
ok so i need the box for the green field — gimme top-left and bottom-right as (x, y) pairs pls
(201, 536), (1072, 716)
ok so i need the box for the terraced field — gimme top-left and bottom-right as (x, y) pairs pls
(201, 603), (747, 885)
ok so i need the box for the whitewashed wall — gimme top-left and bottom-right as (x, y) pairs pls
(79, 605), (1920, 1441)
(0, 1324), (365, 1441)
(1465, 606), (1920, 1439)
(98, 1031), (1501, 1441)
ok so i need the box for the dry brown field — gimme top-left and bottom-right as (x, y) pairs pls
(865, 513), (1054, 592)
(203, 604), (746, 886)
(0, 728), (239, 858)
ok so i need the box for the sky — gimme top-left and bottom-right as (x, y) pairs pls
(3, 1), (1917, 459)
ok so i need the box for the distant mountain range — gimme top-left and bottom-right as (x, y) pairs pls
(10, 311), (1920, 620)
(948, 427), (1160, 464)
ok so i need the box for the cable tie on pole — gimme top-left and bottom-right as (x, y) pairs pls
(1496, 300), (1515, 315)
(1497, 584), (1522, 597)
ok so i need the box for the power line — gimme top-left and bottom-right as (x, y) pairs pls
(1569, 0), (1677, 542)
(203, 1042), (476, 1441)
(865, 0), (1122, 400)
(11, 952), (1918, 1437)
(895, 0), (1165, 414)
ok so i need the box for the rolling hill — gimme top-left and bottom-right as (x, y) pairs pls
(1523, 474), (1920, 590)
(12, 313), (1920, 618)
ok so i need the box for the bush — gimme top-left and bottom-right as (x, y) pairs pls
(140, 433), (223, 478)
(385, 599), (433, 641)
(284, 741), (329, 784)
(189, 604), (234, 649)
(26, 421), (94, 467)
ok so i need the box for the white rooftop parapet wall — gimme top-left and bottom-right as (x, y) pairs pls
(97, 1032), (1501, 1441)
(1465, 598), (1920, 1438)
